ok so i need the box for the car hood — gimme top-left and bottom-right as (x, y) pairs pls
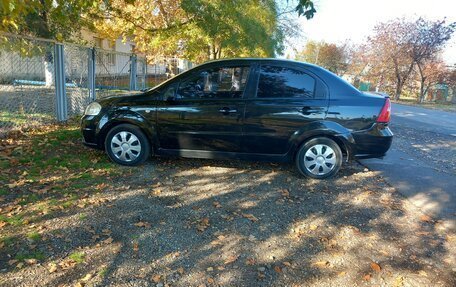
(97, 91), (145, 106)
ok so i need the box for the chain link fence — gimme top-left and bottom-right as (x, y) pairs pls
(0, 33), (193, 138)
(0, 34), (56, 136)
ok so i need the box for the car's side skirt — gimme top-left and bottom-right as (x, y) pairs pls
(156, 148), (291, 162)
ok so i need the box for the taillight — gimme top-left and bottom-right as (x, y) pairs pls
(377, 98), (391, 123)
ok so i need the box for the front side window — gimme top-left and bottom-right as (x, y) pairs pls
(177, 66), (250, 99)
(257, 65), (315, 98)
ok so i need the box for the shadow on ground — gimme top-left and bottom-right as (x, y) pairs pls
(0, 127), (455, 286)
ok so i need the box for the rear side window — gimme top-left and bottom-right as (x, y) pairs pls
(257, 65), (315, 98)
(177, 66), (250, 99)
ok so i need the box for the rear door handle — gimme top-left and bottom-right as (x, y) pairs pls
(219, 107), (238, 114)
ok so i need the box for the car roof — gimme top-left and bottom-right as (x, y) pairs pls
(201, 58), (319, 69)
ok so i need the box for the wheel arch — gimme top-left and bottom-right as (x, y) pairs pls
(289, 121), (355, 161)
(97, 113), (156, 154)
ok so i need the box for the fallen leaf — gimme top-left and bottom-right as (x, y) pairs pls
(370, 262), (381, 272)
(245, 258), (256, 265)
(313, 261), (329, 268)
(134, 221), (151, 228)
(152, 274), (161, 283)
(133, 242), (139, 252)
(393, 275), (404, 287)
(274, 266), (282, 273)
(363, 274), (371, 281)
(279, 189), (290, 197)
(242, 213), (259, 222)
(48, 263), (58, 273)
(81, 273), (92, 281)
(212, 201), (222, 208)
(177, 267), (184, 274)
(283, 261), (292, 267)
(196, 217), (210, 232)
(309, 224), (318, 231)
(207, 277), (215, 284)
(420, 214), (433, 223)
(338, 271), (346, 277)
(224, 255), (239, 265)
(418, 270), (428, 277)
(103, 237), (114, 244)
(25, 258), (37, 265)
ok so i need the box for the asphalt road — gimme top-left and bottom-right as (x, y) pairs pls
(361, 103), (456, 226)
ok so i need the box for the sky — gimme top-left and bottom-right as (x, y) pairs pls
(286, 0), (456, 64)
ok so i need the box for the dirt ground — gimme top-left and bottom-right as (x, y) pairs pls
(0, 125), (455, 287)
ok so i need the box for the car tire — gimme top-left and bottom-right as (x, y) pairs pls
(105, 124), (150, 166)
(295, 137), (342, 179)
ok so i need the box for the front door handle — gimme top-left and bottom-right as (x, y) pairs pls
(301, 106), (319, 115)
(219, 107), (238, 114)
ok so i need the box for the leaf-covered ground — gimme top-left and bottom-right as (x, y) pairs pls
(0, 123), (455, 286)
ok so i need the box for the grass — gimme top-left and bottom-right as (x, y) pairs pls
(68, 251), (85, 264)
(99, 267), (108, 278)
(0, 236), (16, 247)
(15, 250), (45, 261)
(0, 111), (53, 126)
(26, 231), (41, 241)
(0, 121), (131, 270)
(0, 214), (24, 226)
(393, 99), (456, 112)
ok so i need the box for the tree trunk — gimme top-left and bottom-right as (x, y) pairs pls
(44, 51), (54, 87)
(419, 78), (426, 103)
(394, 81), (403, 101)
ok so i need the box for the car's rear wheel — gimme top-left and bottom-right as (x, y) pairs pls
(105, 124), (150, 166)
(296, 137), (342, 179)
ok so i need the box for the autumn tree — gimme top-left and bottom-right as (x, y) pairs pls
(295, 41), (349, 75)
(366, 19), (418, 100)
(91, 0), (316, 62)
(408, 18), (455, 102)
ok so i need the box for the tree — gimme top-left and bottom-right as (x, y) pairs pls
(1, 0), (97, 85)
(295, 41), (348, 75)
(366, 19), (418, 100)
(409, 18), (455, 102)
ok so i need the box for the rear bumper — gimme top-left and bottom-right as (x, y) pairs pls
(350, 123), (393, 160)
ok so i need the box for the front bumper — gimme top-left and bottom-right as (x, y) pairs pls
(81, 115), (103, 149)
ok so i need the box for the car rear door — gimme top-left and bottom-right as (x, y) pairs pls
(156, 63), (252, 153)
(242, 62), (329, 155)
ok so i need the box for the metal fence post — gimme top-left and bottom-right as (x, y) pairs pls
(88, 48), (96, 100)
(54, 43), (68, 121)
(130, 54), (137, 91)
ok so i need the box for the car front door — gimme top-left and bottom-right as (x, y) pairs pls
(242, 63), (329, 155)
(156, 64), (252, 154)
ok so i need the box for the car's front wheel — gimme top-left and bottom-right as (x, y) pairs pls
(296, 137), (342, 179)
(105, 124), (150, 166)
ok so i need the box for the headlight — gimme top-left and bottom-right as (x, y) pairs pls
(84, 102), (102, 116)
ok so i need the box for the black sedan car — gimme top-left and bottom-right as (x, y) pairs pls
(81, 58), (392, 179)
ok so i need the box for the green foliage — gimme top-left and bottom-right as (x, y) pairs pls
(68, 251), (85, 263)
(26, 231), (41, 241)
(1, 0), (98, 40)
(296, 40), (348, 74)
(15, 250), (45, 261)
(94, 0), (301, 62)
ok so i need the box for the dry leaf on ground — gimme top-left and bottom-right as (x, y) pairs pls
(370, 262), (381, 272)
